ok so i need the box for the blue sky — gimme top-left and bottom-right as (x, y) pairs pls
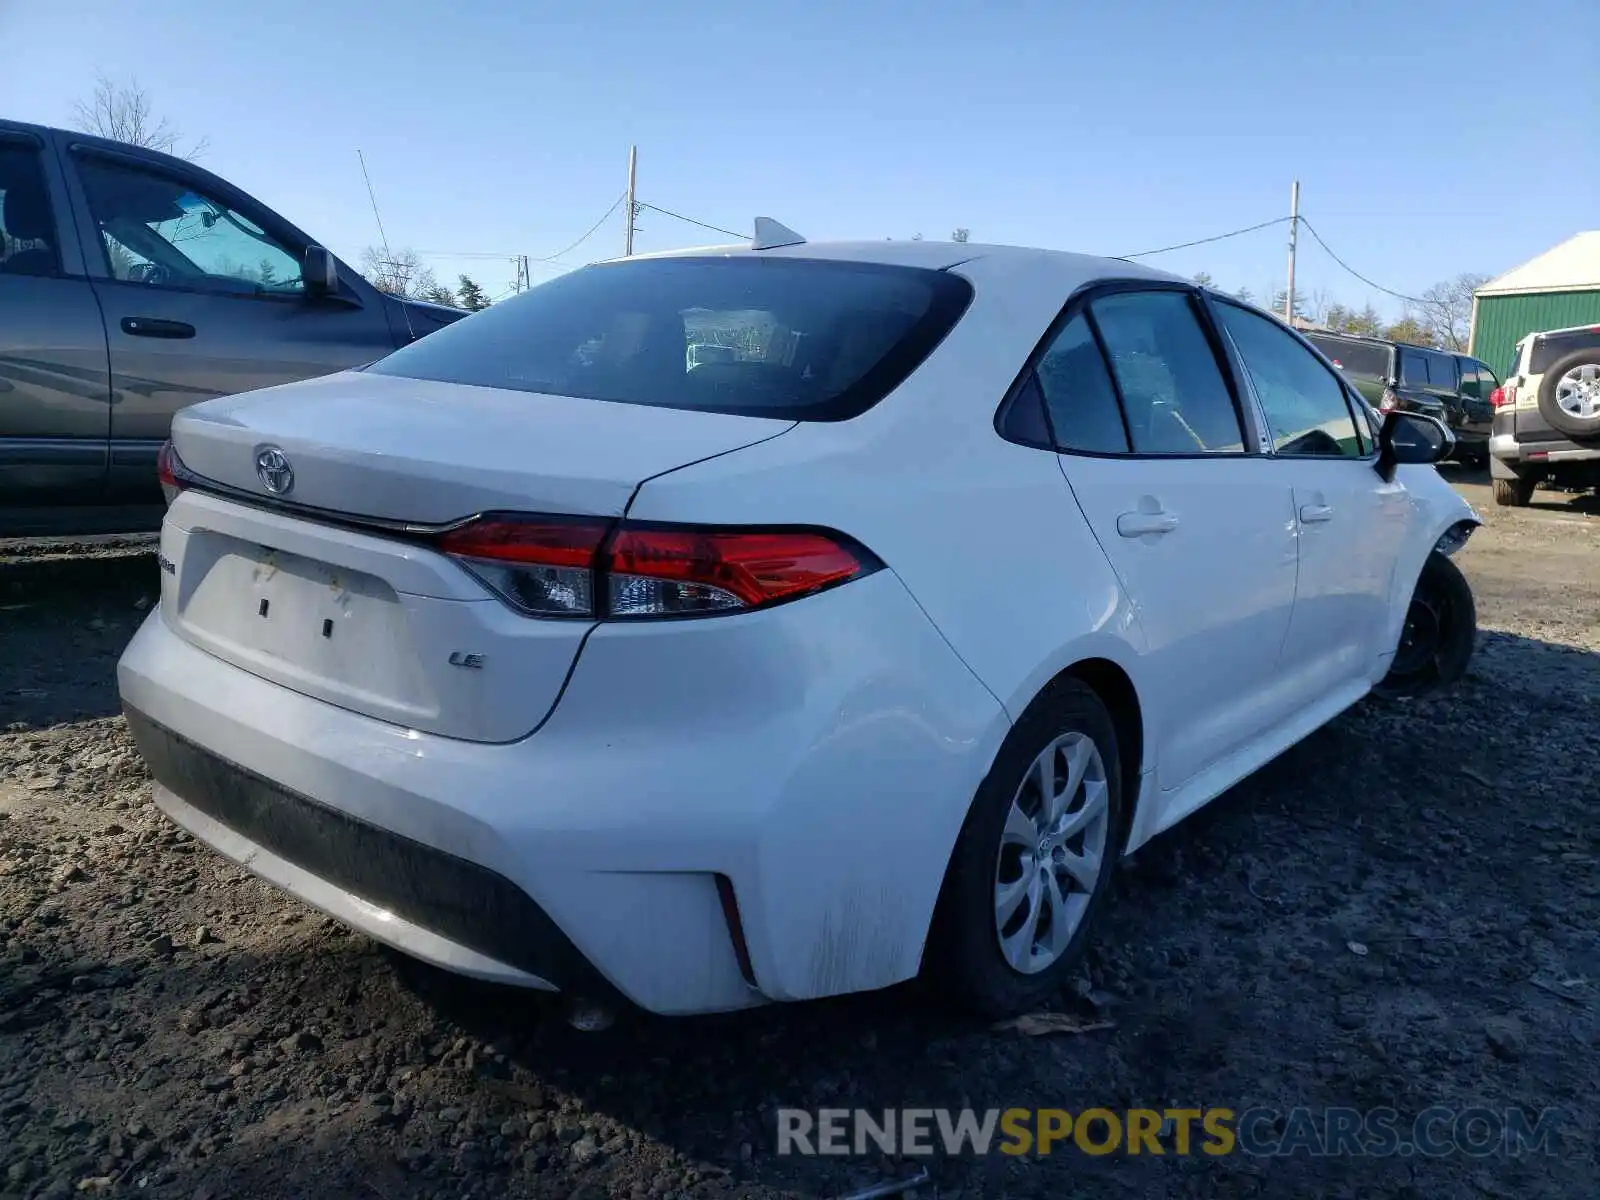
(3, 0), (1594, 317)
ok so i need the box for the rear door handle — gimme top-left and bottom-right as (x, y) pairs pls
(1116, 511), (1180, 538)
(121, 317), (196, 339)
(1299, 504), (1334, 523)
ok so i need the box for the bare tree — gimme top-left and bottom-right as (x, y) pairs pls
(1417, 273), (1490, 352)
(951, 228), (970, 243)
(360, 246), (438, 299)
(72, 73), (208, 160)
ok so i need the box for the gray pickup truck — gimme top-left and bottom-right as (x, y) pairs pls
(1, 118), (466, 538)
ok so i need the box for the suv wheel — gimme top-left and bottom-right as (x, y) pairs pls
(1537, 351), (1600, 442)
(1493, 476), (1536, 507)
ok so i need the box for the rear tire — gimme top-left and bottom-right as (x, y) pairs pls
(926, 678), (1124, 1019)
(1376, 551), (1476, 698)
(1493, 476), (1536, 507)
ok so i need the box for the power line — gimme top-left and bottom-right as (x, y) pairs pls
(1298, 218), (1426, 306)
(536, 194), (627, 263)
(636, 202), (748, 242)
(1117, 216), (1291, 260)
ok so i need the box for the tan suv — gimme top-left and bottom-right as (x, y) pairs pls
(1489, 324), (1600, 506)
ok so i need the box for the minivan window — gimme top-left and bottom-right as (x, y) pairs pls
(1424, 351), (1457, 389)
(1399, 349), (1430, 385)
(366, 256), (974, 421)
(1304, 335), (1389, 379)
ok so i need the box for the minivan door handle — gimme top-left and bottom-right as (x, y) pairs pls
(121, 317), (196, 339)
(1115, 511), (1180, 538)
(1299, 503), (1335, 523)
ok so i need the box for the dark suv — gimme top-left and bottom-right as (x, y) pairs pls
(1301, 332), (1494, 467)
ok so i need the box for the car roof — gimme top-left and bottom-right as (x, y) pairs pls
(594, 237), (1185, 290)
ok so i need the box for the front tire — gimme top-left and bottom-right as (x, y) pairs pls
(1376, 550), (1477, 698)
(926, 678), (1124, 1018)
(1493, 476), (1536, 507)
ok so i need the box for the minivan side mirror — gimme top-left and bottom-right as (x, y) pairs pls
(1376, 410), (1453, 481)
(303, 245), (339, 297)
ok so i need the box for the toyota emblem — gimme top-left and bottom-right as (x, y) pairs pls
(255, 446), (294, 495)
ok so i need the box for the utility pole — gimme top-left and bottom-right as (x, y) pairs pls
(624, 145), (638, 257)
(1285, 179), (1300, 324)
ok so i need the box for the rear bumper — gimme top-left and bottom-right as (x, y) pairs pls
(116, 570), (1007, 1015)
(1484, 432), (1600, 470)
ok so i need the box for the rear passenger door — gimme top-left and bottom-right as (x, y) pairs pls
(0, 129), (112, 511)
(1038, 284), (1298, 797)
(1210, 299), (1409, 697)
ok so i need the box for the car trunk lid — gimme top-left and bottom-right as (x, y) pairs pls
(159, 371), (794, 741)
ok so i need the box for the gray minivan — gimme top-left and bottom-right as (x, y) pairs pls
(1, 118), (466, 538)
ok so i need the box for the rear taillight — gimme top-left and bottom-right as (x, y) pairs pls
(1503, 381), (1518, 409)
(430, 514), (881, 620)
(1489, 386), (1507, 410)
(156, 440), (192, 506)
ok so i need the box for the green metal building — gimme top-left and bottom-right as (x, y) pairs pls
(1470, 232), (1600, 377)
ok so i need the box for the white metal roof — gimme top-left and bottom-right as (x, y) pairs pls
(1475, 231), (1600, 298)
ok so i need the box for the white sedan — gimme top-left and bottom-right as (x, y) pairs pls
(117, 225), (1480, 1019)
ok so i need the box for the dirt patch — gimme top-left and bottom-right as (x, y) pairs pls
(1, 477), (1596, 1199)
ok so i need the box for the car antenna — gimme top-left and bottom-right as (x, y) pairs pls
(357, 149), (415, 342)
(752, 217), (806, 250)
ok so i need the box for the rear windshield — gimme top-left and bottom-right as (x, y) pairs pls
(365, 256), (974, 421)
(1530, 328), (1600, 375)
(1303, 334), (1390, 379)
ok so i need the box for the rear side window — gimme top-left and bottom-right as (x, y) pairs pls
(0, 142), (60, 278)
(1425, 351), (1458, 389)
(366, 256), (973, 421)
(1089, 290), (1245, 454)
(1399, 350), (1430, 385)
(1530, 330), (1600, 375)
(1305, 335), (1390, 380)
(1034, 314), (1129, 453)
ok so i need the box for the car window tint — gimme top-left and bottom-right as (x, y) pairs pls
(1426, 352), (1457, 389)
(75, 156), (303, 296)
(1305, 335), (1389, 379)
(1214, 301), (1364, 458)
(0, 144), (60, 278)
(1399, 350), (1429, 385)
(368, 256), (973, 421)
(1035, 314), (1128, 454)
(1088, 291), (1243, 455)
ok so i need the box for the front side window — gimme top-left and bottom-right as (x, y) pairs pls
(76, 157), (302, 296)
(1034, 313), (1129, 454)
(1214, 301), (1364, 457)
(0, 143), (60, 278)
(367, 256), (973, 421)
(1087, 290), (1244, 455)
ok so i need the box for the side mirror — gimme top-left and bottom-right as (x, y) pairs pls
(1376, 410), (1453, 481)
(304, 245), (339, 297)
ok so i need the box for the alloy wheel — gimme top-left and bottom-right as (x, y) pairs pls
(992, 731), (1110, 975)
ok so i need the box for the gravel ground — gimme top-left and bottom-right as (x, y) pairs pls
(2, 471), (1597, 1200)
